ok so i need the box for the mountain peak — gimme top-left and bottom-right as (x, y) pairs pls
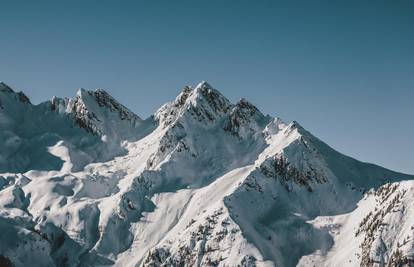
(68, 87), (142, 137)
(172, 81), (230, 111)
(156, 81), (232, 126)
(74, 88), (140, 119)
(76, 88), (87, 98)
(189, 81), (231, 116)
(194, 80), (213, 90)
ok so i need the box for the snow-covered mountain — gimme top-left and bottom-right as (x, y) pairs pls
(0, 81), (413, 267)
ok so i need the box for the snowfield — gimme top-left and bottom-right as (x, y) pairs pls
(0, 81), (413, 267)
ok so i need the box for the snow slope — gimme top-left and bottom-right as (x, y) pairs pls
(0, 81), (412, 267)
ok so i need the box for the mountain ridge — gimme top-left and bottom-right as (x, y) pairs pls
(0, 81), (413, 267)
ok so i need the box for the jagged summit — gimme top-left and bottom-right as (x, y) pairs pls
(176, 81), (228, 108)
(56, 87), (143, 137)
(156, 81), (232, 127)
(195, 80), (211, 89)
(0, 81), (413, 267)
(185, 81), (232, 117)
(74, 87), (141, 120)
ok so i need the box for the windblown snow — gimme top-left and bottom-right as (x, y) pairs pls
(0, 81), (413, 267)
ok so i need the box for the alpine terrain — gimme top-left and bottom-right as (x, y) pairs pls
(0, 81), (413, 267)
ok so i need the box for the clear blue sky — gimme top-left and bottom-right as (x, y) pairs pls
(1, 1), (413, 174)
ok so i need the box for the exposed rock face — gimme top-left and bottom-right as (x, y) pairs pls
(260, 153), (327, 192)
(224, 98), (268, 139)
(70, 92), (102, 134)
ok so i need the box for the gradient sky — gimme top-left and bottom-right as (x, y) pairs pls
(1, 1), (413, 174)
